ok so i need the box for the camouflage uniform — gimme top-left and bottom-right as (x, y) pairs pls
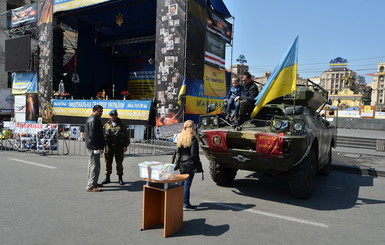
(103, 118), (130, 177)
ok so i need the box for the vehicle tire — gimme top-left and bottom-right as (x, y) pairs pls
(209, 161), (237, 186)
(318, 145), (332, 176)
(288, 148), (317, 199)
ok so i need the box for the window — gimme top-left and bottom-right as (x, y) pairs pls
(380, 66), (384, 73)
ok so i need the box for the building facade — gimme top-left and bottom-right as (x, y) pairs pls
(320, 66), (358, 95)
(329, 88), (362, 108)
(370, 62), (385, 108)
(319, 57), (369, 107)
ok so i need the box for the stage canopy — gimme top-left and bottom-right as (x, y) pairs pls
(54, 0), (156, 38)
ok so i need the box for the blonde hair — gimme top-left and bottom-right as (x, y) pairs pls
(177, 120), (197, 148)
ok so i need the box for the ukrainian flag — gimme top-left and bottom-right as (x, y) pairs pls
(178, 78), (187, 105)
(250, 36), (298, 118)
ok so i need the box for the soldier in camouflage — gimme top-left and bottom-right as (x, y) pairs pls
(101, 109), (130, 185)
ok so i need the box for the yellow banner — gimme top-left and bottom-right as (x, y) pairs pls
(203, 65), (226, 97)
(53, 0), (110, 13)
(53, 107), (150, 121)
(185, 95), (223, 114)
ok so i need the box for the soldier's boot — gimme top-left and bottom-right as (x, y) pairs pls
(101, 174), (111, 184)
(118, 175), (124, 185)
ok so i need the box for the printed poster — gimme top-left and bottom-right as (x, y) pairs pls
(205, 32), (226, 68)
(206, 7), (232, 44)
(8, 3), (38, 29)
(155, 0), (187, 126)
(203, 64), (226, 97)
(12, 72), (38, 95)
(38, 0), (53, 119)
(12, 123), (58, 152)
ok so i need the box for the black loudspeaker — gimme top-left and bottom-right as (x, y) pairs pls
(5, 35), (31, 72)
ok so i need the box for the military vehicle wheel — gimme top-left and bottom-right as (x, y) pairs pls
(209, 161), (237, 186)
(318, 145), (332, 176)
(288, 149), (317, 199)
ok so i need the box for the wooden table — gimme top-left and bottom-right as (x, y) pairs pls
(141, 174), (189, 237)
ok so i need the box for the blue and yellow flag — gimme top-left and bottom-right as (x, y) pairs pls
(178, 78), (187, 105)
(250, 36), (298, 118)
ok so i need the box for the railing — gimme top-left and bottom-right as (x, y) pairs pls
(0, 123), (176, 156)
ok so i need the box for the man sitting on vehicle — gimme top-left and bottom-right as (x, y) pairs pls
(235, 72), (259, 121)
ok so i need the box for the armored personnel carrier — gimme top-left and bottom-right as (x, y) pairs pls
(198, 80), (337, 199)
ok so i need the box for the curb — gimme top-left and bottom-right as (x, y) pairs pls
(334, 148), (385, 158)
(331, 163), (385, 177)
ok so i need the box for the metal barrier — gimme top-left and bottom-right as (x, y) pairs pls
(0, 123), (176, 156)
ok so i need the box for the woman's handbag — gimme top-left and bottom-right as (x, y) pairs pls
(172, 149), (180, 170)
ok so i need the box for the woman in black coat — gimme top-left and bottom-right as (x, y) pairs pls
(177, 120), (203, 211)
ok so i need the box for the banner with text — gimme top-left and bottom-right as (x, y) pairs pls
(205, 31), (226, 68)
(12, 123), (58, 152)
(52, 99), (152, 121)
(185, 95), (223, 115)
(53, 0), (111, 13)
(12, 72), (38, 95)
(203, 64), (226, 97)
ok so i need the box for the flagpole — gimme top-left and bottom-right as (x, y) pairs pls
(293, 82), (296, 116)
(293, 35), (299, 116)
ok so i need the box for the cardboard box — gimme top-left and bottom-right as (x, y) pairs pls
(138, 161), (175, 181)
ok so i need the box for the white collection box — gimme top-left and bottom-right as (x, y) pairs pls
(138, 161), (175, 181)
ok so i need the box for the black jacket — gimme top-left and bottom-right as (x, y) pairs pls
(178, 137), (204, 174)
(240, 82), (259, 103)
(85, 114), (105, 150)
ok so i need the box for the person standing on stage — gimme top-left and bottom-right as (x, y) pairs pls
(102, 109), (130, 185)
(85, 105), (105, 192)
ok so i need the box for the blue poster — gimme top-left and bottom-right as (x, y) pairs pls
(12, 72), (38, 95)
